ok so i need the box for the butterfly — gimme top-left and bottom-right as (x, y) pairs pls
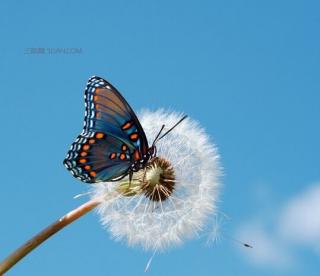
(63, 76), (186, 184)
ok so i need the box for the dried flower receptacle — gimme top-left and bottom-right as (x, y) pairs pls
(142, 157), (175, 201)
(116, 157), (175, 201)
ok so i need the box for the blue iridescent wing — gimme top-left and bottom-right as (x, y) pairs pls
(63, 76), (149, 183)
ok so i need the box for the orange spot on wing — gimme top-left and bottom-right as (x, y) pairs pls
(133, 150), (141, 161)
(119, 153), (126, 160)
(95, 88), (102, 94)
(96, 133), (104, 139)
(89, 171), (97, 177)
(96, 112), (102, 118)
(82, 145), (90, 151)
(89, 139), (95, 144)
(130, 133), (139, 140)
(84, 165), (91, 170)
(93, 95), (99, 102)
(121, 121), (133, 130)
(79, 158), (87, 164)
(109, 153), (116, 160)
(80, 152), (87, 157)
(121, 144), (127, 151)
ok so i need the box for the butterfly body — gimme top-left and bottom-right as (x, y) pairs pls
(64, 76), (154, 183)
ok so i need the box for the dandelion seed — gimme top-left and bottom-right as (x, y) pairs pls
(91, 109), (221, 251)
(144, 249), (157, 272)
(206, 215), (222, 246)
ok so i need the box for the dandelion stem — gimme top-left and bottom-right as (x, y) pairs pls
(0, 196), (105, 274)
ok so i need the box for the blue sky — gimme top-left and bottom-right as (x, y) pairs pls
(0, 0), (320, 275)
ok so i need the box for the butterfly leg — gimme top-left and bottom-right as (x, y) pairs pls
(128, 170), (133, 187)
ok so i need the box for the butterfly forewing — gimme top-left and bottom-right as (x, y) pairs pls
(64, 76), (149, 183)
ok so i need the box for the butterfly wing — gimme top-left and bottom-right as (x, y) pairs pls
(64, 76), (149, 183)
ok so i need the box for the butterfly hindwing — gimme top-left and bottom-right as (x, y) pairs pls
(64, 132), (131, 183)
(64, 76), (149, 183)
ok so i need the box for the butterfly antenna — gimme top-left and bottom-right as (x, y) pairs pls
(152, 124), (165, 146)
(157, 115), (188, 141)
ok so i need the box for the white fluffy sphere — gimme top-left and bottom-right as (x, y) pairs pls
(91, 109), (221, 251)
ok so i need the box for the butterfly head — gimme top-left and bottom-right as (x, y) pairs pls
(148, 145), (157, 158)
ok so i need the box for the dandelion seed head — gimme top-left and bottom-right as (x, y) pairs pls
(91, 109), (221, 251)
